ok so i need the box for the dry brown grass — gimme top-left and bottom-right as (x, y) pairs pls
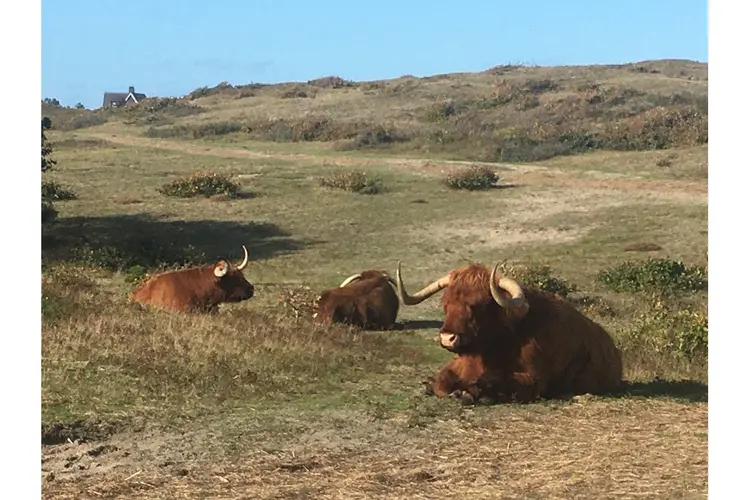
(47, 60), (707, 164)
(42, 397), (707, 499)
(41, 61), (708, 497)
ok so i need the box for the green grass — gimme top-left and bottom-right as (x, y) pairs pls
(41, 62), (708, 498)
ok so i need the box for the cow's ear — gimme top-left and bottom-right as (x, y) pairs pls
(213, 260), (229, 278)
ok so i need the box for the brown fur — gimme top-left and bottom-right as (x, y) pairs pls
(129, 261), (255, 313)
(424, 264), (622, 403)
(314, 270), (400, 330)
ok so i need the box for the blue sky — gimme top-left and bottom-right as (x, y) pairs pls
(42, 0), (707, 109)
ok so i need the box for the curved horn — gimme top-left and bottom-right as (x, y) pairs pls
(236, 245), (249, 271)
(214, 260), (229, 278)
(396, 261), (451, 306)
(489, 262), (526, 309)
(339, 273), (362, 288)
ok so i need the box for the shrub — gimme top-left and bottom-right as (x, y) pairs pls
(277, 285), (318, 321)
(42, 181), (77, 201)
(123, 265), (148, 285)
(568, 294), (616, 318)
(600, 107), (708, 151)
(517, 264), (578, 297)
(42, 201), (58, 224)
(318, 171), (383, 195)
(42, 117), (59, 225)
(67, 113), (108, 130)
(496, 262), (578, 298)
(624, 242), (663, 253)
(425, 101), (459, 121)
(443, 165), (499, 191)
(42, 117), (55, 173)
(342, 125), (409, 150)
(187, 82), (234, 100)
(523, 78), (559, 94)
(191, 121), (242, 137)
(145, 121), (242, 139)
(655, 155), (676, 168)
(158, 171), (243, 199)
(119, 98), (205, 126)
(280, 86), (314, 99)
(621, 298), (707, 361)
(597, 258), (707, 295)
(308, 76), (355, 89)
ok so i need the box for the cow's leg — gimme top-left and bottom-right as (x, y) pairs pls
(505, 371), (544, 403)
(424, 359), (464, 397)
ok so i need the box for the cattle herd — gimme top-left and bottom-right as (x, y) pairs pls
(130, 245), (624, 405)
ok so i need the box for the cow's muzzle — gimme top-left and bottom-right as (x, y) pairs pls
(438, 332), (469, 351)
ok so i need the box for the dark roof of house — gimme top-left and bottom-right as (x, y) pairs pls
(102, 91), (147, 107)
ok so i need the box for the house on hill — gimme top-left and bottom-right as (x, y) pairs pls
(102, 86), (147, 108)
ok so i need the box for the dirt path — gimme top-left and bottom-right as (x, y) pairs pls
(76, 132), (707, 202)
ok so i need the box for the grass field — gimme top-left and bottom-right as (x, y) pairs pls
(41, 60), (708, 499)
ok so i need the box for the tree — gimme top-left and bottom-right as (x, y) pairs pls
(75, 102), (85, 109)
(42, 117), (55, 172)
(42, 117), (58, 223)
(43, 97), (61, 106)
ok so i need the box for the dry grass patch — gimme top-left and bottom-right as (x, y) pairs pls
(42, 398), (707, 499)
(42, 271), (422, 422)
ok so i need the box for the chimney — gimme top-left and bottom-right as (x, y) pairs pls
(128, 86), (135, 94)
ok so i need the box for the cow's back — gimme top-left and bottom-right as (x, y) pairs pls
(130, 273), (199, 312)
(514, 289), (622, 396)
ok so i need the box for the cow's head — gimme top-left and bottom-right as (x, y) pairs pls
(395, 261), (528, 353)
(213, 245), (255, 303)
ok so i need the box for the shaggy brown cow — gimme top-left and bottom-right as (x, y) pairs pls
(395, 261), (623, 404)
(312, 270), (400, 330)
(130, 245), (255, 313)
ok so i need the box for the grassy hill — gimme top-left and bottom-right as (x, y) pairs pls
(43, 59), (707, 164)
(41, 59), (708, 498)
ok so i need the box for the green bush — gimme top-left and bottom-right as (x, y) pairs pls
(123, 265), (148, 285)
(318, 171), (383, 194)
(621, 298), (707, 361)
(158, 171), (243, 199)
(597, 258), (707, 295)
(519, 264), (578, 297)
(497, 262), (578, 298)
(42, 181), (77, 201)
(443, 165), (499, 191)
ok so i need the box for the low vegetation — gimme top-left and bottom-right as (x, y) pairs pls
(443, 165), (500, 191)
(597, 257), (707, 295)
(40, 59), (708, 498)
(620, 297), (708, 362)
(318, 170), (383, 194)
(42, 181), (77, 201)
(158, 170), (244, 199)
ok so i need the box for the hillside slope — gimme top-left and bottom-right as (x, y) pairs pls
(43, 59), (707, 163)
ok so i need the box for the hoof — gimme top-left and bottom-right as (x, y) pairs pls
(422, 378), (436, 396)
(450, 390), (476, 406)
